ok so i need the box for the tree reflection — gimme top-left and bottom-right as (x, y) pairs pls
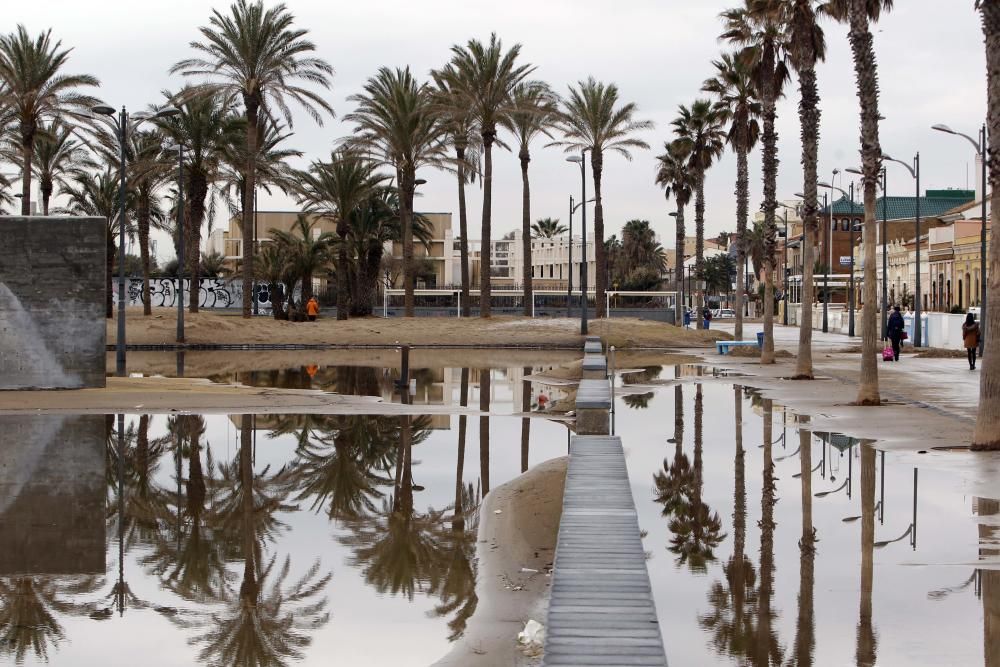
(699, 385), (756, 657)
(0, 575), (103, 662)
(176, 415), (332, 667)
(666, 384), (725, 571)
(654, 382), (692, 518)
(978, 497), (1000, 666)
(791, 420), (817, 666)
(856, 445), (877, 667)
(751, 397), (782, 666)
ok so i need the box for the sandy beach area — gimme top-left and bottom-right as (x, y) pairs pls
(108, 308), (726, 349)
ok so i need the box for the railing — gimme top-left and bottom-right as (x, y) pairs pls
(381, 289), (677, 318)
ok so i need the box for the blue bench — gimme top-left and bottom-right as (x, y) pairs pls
(716, 340), (761, 355)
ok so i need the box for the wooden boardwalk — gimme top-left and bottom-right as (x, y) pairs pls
(543, 434), (668, 666)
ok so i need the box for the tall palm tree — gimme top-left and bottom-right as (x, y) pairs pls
(431, 70), (479, 316)
(974, 0), (1000, 449)
(0, 25), (99, 215)
(437, 34), (534, 318)
(507, 82), (559, 314)
(820, 0), (892, 403)
(672, 100), (726, 328)
(0, 173), (13, 213)
(295, 149), (386, 319)
(58, 166), (126, 317)
(157, 88), (242, 313)
(722, 1), (791, 364)
(553, 78), (653, 317)
(531, 217), (567, 238)
(703, 52), (761, 342)
(28, 118), (92, 215)
(787, 0), (827, 378)
(655, 140), (694, 326)
(218, 119), (301, 229)
(172, 0), (334, 318)
(270, 214), (335, 306)
(345, 66), (446, 317)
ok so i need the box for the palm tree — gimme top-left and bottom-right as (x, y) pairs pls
(58, 167), (125, 317)
(703, 52), (762, 341)
(820, 0), (892, 403)
(27, 118), (92, 215)
(0, 173), (13, 212)
(655, 140), (694, 326)
(722, 1), (791, 364)
(437, 34), (534, 318)
(974, 0), (1000, 449)
(785, 0), (827, 378)
(432, 71), (479, 316)
(507, 82), (559, 314)
(254, 242), (293, 320)
(172, 0), (334, 318)
(295, 149), (386, 319)
(553, 77), (653, 317)
(531, 217), (567, 238)
(156, 88), (242, 313)
(345, 66), (447, 317)
(270, 214), (335, 307)
(671, 100), (726, 328)
(0, 25), (99, 215)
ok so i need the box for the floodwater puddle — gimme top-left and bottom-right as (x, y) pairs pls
(616, 374), (999, 666)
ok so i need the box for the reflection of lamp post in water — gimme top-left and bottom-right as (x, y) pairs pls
(874, 468), (918, 550)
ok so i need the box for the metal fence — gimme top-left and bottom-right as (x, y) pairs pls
(381, 289), (677, 320)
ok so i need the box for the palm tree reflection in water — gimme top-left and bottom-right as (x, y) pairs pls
(856, 444), (878, 667)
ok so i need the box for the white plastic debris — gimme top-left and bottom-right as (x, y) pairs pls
(520, 567), (539, 573)
(518, 619), (545, 647)
(494, 509), (503, 514)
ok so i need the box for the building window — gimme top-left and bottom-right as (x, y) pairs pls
(841, 220), (849, 232)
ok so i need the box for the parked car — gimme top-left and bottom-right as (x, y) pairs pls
(712, 308), (737, 319)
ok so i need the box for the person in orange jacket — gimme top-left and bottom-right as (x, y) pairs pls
(306, 297), (320, 322)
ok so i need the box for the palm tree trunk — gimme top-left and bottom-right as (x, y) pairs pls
(402, 169), (416, 318)
(856, 444), (877, 666)
(974, 0), (1000, 448)
(760, 72), (780, 365)
(241, 102), (259, 319)
(456, 146), (471, 317)
(41, 179), (52, 217)
(796, 65), (821, 378)
(735, 149), (748, 341)
(19, 135), (33, 216)
(336, 221), (349, 320)
(303, 267), (314, 303)
(592, 150), (607, 318)
(732, 384), (747, 642)
(520, 150), (533, 316)
(270, 281), (286, 320)
(695, 172), (706, 330)
(480, 134), (495, 318)
(479, 368), (490, 494)
(756, 399), (777, 666)
(354, 245), (382, 317)
(188, 175), (208, 315)
(674, 204), (686, 327)
(138, 202), (152, 316)
(847, 1), (883, 405)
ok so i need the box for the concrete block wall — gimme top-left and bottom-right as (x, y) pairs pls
(0, 216), (106, 389)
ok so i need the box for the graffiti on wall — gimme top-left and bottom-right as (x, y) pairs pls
(123, 278), (297, 313)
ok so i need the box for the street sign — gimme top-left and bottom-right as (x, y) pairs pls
(839, 256), (852, 266)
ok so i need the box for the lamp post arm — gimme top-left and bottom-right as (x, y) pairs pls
(884, 156), (917, 179)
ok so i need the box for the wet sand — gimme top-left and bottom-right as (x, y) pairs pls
(108, 308), (725, 349)
(433, 456), (567, 667)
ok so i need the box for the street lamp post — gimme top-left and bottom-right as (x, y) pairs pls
(567, 150), (590, 335)
(92, 104), (179, 376)
(776, 202), (794, 325)
(882, 152), (922, 347)
(568, 195), (574, 318)
(164, 141), (185, 343)
(933, 123), (988, 357)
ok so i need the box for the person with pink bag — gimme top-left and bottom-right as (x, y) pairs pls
(885, 305), (905, 362)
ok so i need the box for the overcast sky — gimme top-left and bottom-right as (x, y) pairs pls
(7, 0), (988, 258)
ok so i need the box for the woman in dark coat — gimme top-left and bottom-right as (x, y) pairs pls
(963, 312), (981, 370)
(886, 305), (905, 362)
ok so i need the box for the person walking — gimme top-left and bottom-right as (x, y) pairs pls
(886, 305), (905, 362)
(963, 312), (981, 370)
(702, 306), (713, 330)
(306, 296), (320, 322)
